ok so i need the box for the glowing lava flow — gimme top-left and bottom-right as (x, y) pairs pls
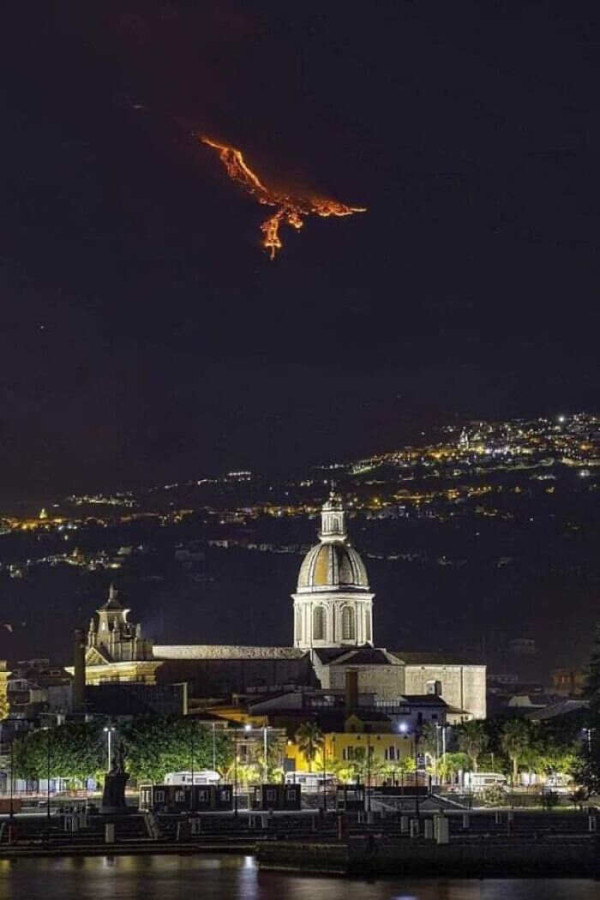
(201, 136), (366, 258)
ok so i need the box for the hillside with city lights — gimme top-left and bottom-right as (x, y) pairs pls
(0, 412), (597, 680)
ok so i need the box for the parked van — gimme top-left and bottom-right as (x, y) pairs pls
(284, 772), (335, 791)
(164, 770), (221, 786)
(463, 772), (507, 792)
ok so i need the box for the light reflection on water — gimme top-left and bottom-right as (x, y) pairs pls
(0, 855), (596, 900)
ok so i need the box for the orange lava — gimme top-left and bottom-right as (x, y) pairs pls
(201, 136), (366, 258)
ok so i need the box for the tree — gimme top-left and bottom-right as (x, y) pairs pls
(120, 716), (232, 784)
(295, 722), (324, 772)
(13, 722), (105, 783)
(500, 719), (532, 786)
(457, 720), (488, 773)
(438, 752), (470, 785)
(576, 623), (600, 794)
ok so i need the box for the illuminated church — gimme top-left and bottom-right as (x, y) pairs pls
(79, 493), (486, 721)
(293, 492), (374, 649)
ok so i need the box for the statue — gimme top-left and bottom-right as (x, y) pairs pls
(101, 739), (130, 815)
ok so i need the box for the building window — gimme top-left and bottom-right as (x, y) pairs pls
(295, 607), (302, 641)
(313, 606), (325, 641)
(365, 610), (372, 643)
(342, 607), (355, 641)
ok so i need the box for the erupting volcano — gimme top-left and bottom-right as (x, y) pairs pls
(201, 136), (366, 259)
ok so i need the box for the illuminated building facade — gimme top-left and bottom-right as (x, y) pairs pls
(292, 492), (374, 650)
(77, 497), (486, 721)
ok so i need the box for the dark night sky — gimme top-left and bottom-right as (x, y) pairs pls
(1, 1), (598, 499)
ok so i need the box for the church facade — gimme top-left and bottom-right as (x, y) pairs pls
(78, 493), (486, 721)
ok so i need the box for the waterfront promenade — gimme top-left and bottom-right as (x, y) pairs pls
(0, 808), (598, 878)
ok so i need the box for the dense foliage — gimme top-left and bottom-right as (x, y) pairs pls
(119, 716), (233, 783)
(13, 721), (105, 782)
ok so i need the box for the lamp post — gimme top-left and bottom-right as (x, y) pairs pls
(322, 735), (328, 813)
(414, 726), (421, 820)
(103, 725), (115, 772)
(212, 722), (217, 772)
(397, 721), (408, 793)
(263, 725), (269, 784)
(233, 730), (239, 817)
(47, 732), (51, 827)
(233, 725), (252, 817)
(9, 739), (14, 819)
(190, 720), (195, 811)
(41, 726), (52, 834)
(366, 727), (372, 814)
(435, 723), (447, 787)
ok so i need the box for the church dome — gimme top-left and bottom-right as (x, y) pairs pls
(297, 540), (369, 593)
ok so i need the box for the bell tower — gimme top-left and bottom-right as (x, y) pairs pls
(87, 585), (153, 663)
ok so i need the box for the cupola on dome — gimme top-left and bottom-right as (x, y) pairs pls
(296, 492), (370, 593)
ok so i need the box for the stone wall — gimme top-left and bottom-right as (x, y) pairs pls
(404, 664), (486, 719)
(317, 662), (405, 701)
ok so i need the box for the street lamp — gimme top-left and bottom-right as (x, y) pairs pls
(398, 721), (408, 793)
(435, 723), (447, 786)
(413, 725), (422, 819)
(366, 726), (372, 815)
(322, 735), (328, 813)
(40, 725), (52, 835)
(189, 720), (195, 811)
(263, 725), (269, 784)
(103, 725), (116, 772)
(9, 739), (14, 819)
(212, 722), (217, 772)
(233, 724), (252, 817)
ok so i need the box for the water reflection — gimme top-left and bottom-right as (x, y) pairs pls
(0, 855), (596, 900)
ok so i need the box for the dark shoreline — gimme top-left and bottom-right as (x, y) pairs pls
(256, 837), (600, 879)
(1, 837), (599, 880)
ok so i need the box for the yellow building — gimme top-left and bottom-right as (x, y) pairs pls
(0, 661), (10, 720)
(285, 713), (415, 776)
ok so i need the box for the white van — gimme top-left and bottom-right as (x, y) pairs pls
(463, 772), (508, 792)
(284, 772), (336, 791)
(164, 770), (221, 786)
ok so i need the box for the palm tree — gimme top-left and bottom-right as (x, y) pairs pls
(457, 720), (488, 773)
(501, 719), (531, 786)
(295, 722), (324, 772)
(438, 752), (470, 786)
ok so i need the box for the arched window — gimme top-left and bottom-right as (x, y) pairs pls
(313, 606), (325, 641)
(341, 606), (355, 641)
(365, 609), (372, 643)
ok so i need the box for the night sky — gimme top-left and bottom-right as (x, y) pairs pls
(1, 2), (598, 499)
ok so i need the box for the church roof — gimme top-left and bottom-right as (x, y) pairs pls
(312, 648), (354, 664)
(390, 650), (481, 666)
(400, 694), (449, 707)
(297, 541), (369, 593)
(329, 648), (393, 666)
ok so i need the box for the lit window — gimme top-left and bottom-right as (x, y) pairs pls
(313, 606), (325, 641)
(342, 607), (355, 641)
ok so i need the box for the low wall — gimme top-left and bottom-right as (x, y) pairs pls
(258, 836), (600, 879)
